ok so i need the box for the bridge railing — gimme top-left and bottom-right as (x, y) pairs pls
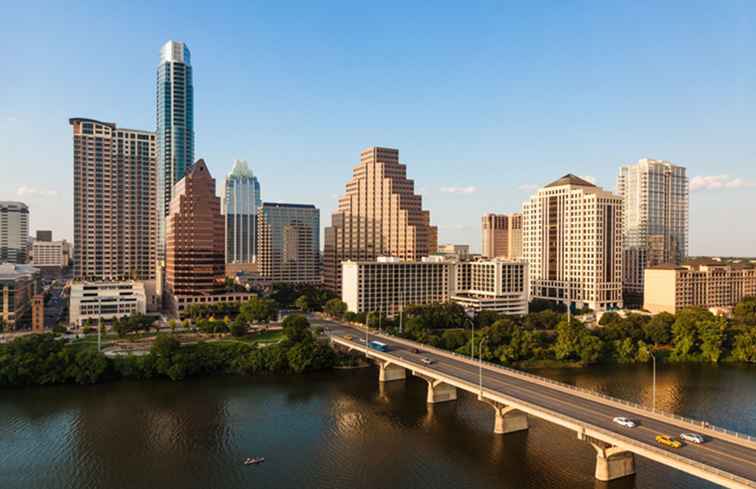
(339, 322), (756, 446)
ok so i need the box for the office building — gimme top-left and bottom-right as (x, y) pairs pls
(157, 40), (195, 261)
(522, 174), (623, 312)
(36, 230), (53, 242)
(31, 240), (71, 268)
(69, 280), (147, 327)
(324, 146), (437, 292)
(616, 159), (688, 300)
(165, 160), (252, 315)
(644, 262), (756, 315)
(341, 257), (528, 316)
(0, 262), (41, 329)
(435, 244), (470, 259)
(481, 213), (522, 259)
(257, 203), (320, 284)
(70, 118), (157, 280)
(452, 259), (529, 315)
(224, 160), (261, 264)
(1, 201), (30, 264)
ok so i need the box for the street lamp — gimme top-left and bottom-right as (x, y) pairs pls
(650, 350), (657, 412)
(478, 336), (487, 397)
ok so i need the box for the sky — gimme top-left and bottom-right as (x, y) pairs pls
(1, 1), (755, 255)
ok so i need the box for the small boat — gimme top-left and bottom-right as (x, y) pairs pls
(244, 457), (265, 465)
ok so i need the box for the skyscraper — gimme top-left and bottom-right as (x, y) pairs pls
(522, 174), (623, 312)
(165, 159), (225, 302)
(157, 40), (194, 261)
(257, 203), (320, 283)
(0, 201), (29, 264)
(224, 160), (261, 264)
(70, 118), (156, 280)
(481, 212), (522, 259)
(323, 146), (437, 292)
(616, 159), (688, 300)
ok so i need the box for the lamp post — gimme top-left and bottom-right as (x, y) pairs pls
(651, 350), (657, 412)
(478, 336), (487, 397)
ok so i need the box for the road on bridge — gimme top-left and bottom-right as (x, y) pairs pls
(315, 318), (756, 487)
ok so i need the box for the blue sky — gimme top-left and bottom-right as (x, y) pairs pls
(1, 1), (755, 255)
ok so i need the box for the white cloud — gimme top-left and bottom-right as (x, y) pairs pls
(690, 175), (756, 192)
(16, 185), (58, 197)
(440, 186), (477, 194)
(518, 183), (538, 191)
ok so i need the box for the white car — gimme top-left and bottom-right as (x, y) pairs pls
(612, 416), (637, 428)
(680, 432), (704, 444)
(421, 357), (434, 365)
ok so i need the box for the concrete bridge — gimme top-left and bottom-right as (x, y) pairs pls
(318, 318), (756, 488)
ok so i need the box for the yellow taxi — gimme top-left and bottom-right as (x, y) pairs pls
(655, 435), (682, 449)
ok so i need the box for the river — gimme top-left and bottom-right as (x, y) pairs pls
(1, 364), (754, 489)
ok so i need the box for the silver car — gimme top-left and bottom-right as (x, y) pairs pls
(680, 432), (704, 444)
(612, 416), (636, 428)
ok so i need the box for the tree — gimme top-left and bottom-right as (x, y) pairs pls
(644, 312), (675, 345)
(441, 329), (467, 350)
(734, 297), (756, 327)
(324, 298), (347, 319)
(670, 307), (713, 361)
(229, 318), (247, 337)
(553, 318), (585, 360)
(168, 319), (177, 334)
(698, 316), (726, 363)
(731, 327), (756, 363)
(282, 314), (311, 343)
(240, 297), (278, 324)
(599, 312), (621, 326)
(295, 295), (311, 313)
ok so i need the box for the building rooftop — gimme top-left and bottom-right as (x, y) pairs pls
(0, 263), (40, 280)
(160, 40), (191, 65)
(544, 174), (597, 188)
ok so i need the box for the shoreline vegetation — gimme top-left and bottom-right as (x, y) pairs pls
(1, 284), (755, 388)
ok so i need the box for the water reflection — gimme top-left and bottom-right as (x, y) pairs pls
(0, 364), (753, 489)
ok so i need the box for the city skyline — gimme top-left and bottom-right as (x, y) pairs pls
(2, 3), (756, 255)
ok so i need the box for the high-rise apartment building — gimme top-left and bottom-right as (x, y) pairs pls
(31, 240), (71, 268)
(0, 201), (29, 264)
(165, 160), (225, 300)
(616, 159), (688, 299)
(70, 118), (156, 280)
(481, 212), (522, 259)
(257, 203), (320, 283)
(157, 40), (194, 261)
(522, 174), (623, 312)
(224, 160), (261, 264)
(324, 146), (437, 292)
(0, 263), (40, 329)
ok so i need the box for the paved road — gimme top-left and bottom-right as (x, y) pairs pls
(315, 318), (756, 487)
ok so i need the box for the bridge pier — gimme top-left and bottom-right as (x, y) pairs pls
(378, 361), (406, 382)
(591, 442), (635, 482)
(482, 399), (528, 434)
(415, 374), (457, 403)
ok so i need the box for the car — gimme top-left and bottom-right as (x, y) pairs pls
(612, 416), (637, 428)
(421, 357), (434, 365)
(680, 432), (704, 444)
(344, 335), (353, 340)
(412, 348), (420, 354)
(656, 435), (682, 449)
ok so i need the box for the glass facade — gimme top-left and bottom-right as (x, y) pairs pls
(157, 41), (194, 262)
(224, 161), (261, 263)
(258, 203), (320, 283)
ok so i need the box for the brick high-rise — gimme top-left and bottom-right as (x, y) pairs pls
(70, 118), (156, 280)
(324, 147), (437, 292)
(165, 160), (225, 300)
(481, 212), (522, 259)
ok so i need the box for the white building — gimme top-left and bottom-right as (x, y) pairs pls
(341, 257), (528, 316)
(31, 240), (71, 268)
(522, 174), (623, 312)
(452, 260), (529, 315)
(616, 159), (688, 298)
(69, 281), (147, 327)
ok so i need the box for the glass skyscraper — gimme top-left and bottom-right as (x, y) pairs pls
(223, 160), (262, 263)
(157, 40), (194, 261)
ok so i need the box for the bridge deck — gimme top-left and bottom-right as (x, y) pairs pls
(318, 318), (756, 489)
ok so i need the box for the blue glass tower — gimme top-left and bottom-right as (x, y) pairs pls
(224, 160), (262, 263)
(157, 40), (194, 261)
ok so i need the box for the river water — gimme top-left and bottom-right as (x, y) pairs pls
(1, 364), (754, 489)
